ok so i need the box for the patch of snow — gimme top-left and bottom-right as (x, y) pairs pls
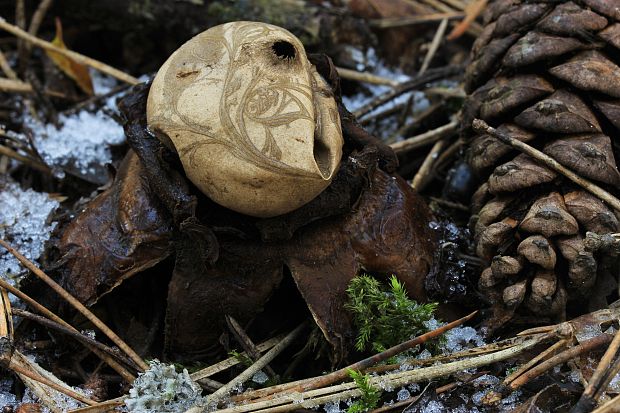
(472, 374), (500, 387)
(444, 326), (485, 354)
(499, 390), (522, 412)
(125, 360), (203, 413)
(323, 401), (342, 413)
(21, 384), (89, 412)
(26, 108), (125, 179)
(0, 379), (16, 409)
(420, 400), (444, 413)
(397, 387), (411, 401)
(471, 390), (486, 406)
(252, 370), (269, 384)
(0, 181), (58, 290)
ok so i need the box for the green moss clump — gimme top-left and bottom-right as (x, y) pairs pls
(345, 274), (438, 353)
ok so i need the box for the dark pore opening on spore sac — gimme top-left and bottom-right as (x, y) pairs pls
(272, 40), (296, 60)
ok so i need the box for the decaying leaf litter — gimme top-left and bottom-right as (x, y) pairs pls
(0, 0), (619, 412)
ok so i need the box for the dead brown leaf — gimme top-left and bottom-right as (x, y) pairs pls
(45, 18), (93, 96)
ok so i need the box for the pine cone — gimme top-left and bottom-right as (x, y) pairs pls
(462, 0), (620, 330)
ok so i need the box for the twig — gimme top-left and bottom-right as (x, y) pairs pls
(0, 274), (136, 383)
(207, 323), (306, 405)
(190, 336), (283, 382)
(369, 12), (464, 28)
(411, 139), (446, 191)
(472, 119), (620, 213)
(0, 18), (139, 85)
(336, 67), (399, 87)
(0, 143), (50, 173)
(419, 18), (448, 74)
(28, 0), (54, 38)
(294, 311), (476, 394)
(225, 315), (277, 378)
(0, 49), (17, 79)
(10, 362), (96, 406)
(0, 239), (148, 371)
(504, 339), (569, 385)
(509, 333), (613, 390)
(68, 397), (125, 413)
(0, 77), (32, 93)
(13, 308), (137, 370)
(591, 393), (620, 413)
(209, 331), (544, 413)
(571, 328), (620, 413)
(390, 120), (458, 153)
(353, 65), (463, 118)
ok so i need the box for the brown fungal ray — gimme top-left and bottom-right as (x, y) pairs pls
(479, 75), (555, 120)
(543, 134), (620, 186)
(520, 192), (579, 238)
(488, 154), (557, 194)
(164, 166), (437, 362)
(549, 50), (620, 98)
(537, 2), (608, 36)
(515, 90), (601, 133)
(58, 151), (174, 305)
(564, 190), (620, 234)
(503, 32), (588, 68)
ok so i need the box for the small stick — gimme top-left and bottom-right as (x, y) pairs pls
(571, 328), (620, 413)
(473, 119), (620, 213)
(0, 239), (148, 371)
(353, 65), (463, 118)
(335, 67), (399, 87)
(208, 323), (306, 404)
(509, 333), (613, 390)
(225, 315), (277, 378)
(0, 275), (136, 383)
(295, 311), (476, 393)
(232, 311), (479, 404)
(0, 18), (139, 85)
(68, 397), (126, 413)
(369, 12), (464, 28)
(28, 0), (54, 38)
(0, 144), (50, 173)
(13, 309), (137, 370)
(10, 362), (96, 405)
(504, 339), (569, 385)
(390, 120), (458, 153)
(419, 18), (448, 74)
(0, 49), (17, 79)
(0, 77), (32, 93)
(190, 336), (282, 382)
(208, 331), (543, 413)
(590, 393), (620, 413)
(411, 139), (446, 191)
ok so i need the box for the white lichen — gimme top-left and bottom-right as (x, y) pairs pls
(125, 360), (204, 413)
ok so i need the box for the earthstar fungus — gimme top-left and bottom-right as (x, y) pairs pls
(56, 22), (438, 363)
